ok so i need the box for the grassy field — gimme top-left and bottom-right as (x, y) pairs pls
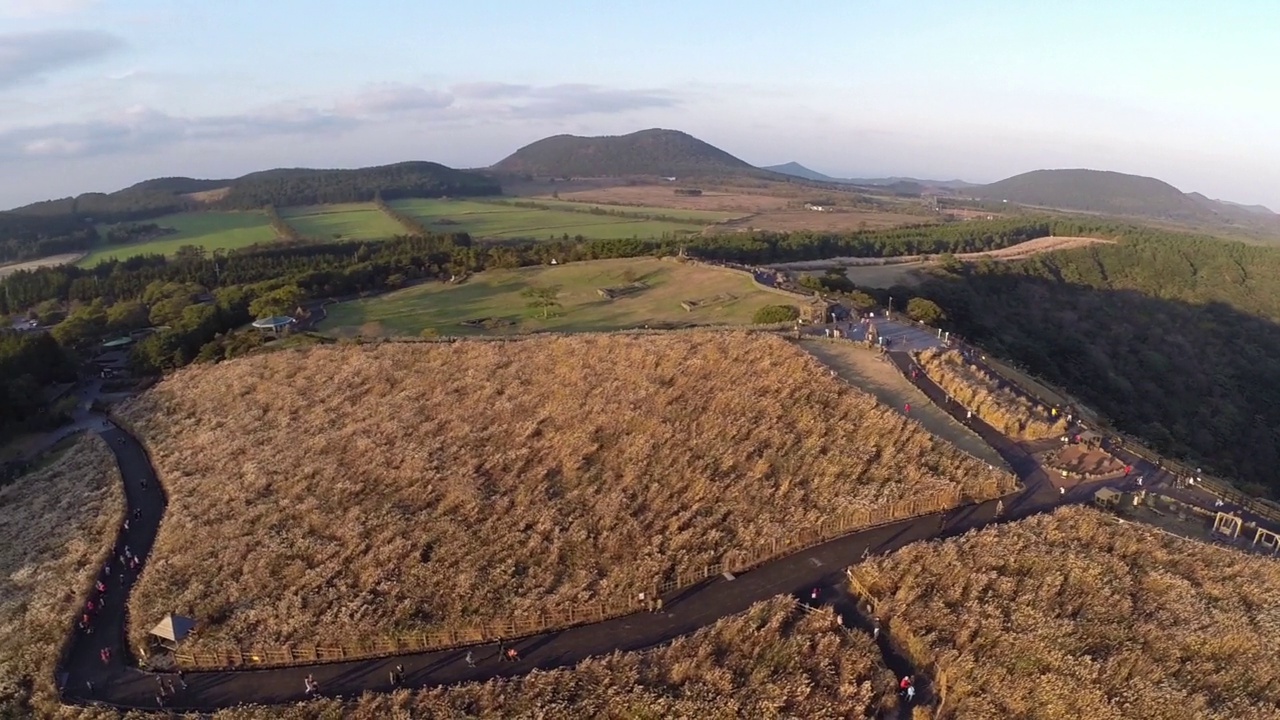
(390, 198), (701, 239)
(205, 598), (906, 719)
(518, 196), (744, 222)
(915, 348), (1067, 440)
(278, 203), (407, 241)
(800, 340), (1005, 467)
(0, 435), (122, 720)
(322, 256), (786, 337)
(853, 506), (1280, 719)
(119, 333), (1013, 653)
(78, 212), (276, 267)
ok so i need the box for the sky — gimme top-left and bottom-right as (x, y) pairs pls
(1, 0), (1278, 210)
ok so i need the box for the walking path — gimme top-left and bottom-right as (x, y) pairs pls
(52, 328), (1263, 712)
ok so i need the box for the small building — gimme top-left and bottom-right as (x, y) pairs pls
(148, 613), (196, 651)
(1093, 487), (1121, 510)
(799, 298), (842, 324)
(251, 315), (296, 335)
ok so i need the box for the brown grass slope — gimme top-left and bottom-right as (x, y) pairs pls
(853, 506), (1280, 720)
(0, 435), (124, 720)
(121, 332), (1013, 652)
(205, 597), (905, 719)
(915, 348), (1067, 440)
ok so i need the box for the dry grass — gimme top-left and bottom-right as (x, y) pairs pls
(205, 597), (905, 719)
(852, 506), (1280, 720)
(120, 332), (1013, 652)
(0, 253), (86, 278)
(915, 348), (1067, 440)
(0, 435), (123, 720)
(769, 236), (1114, 272)
(555, 185), (793, 213)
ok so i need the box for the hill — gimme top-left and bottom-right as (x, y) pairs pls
(0, 162), (501, 263)
(971, 169), (1280, 238)
(761, 162), (838, 182)
(763, 163), (976, 192)
(491, 128), (767, 179)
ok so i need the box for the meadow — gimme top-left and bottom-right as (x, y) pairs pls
(119, 333), (1014, 653)
(852, 506), (1280, 720)
(0, 436), (122, 720)
(915, 348), (1068, 440)
(206, 598), (906, 719)
(278, 203), (406, 241)
(514, 197), (744, 223)
(78, 212), (276, 267)
(389, 198), (700, 239)
(321, 256), (785, 337)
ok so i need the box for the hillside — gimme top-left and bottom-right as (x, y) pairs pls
(764, 163), (976, 192)
(491, 128), (767, 178)
(761, 162), (837, 182)
(972, 169), (1202, 218)
(0, 162), (500, 263)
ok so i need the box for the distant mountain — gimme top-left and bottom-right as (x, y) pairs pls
(972, 169), (1279, 231)
(7, 162), (500, 218)
(761, 162), (838, 182)
(492, 128), (768, 179)
(762, 162), (976, 191)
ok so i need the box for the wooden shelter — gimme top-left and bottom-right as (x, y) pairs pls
(1093, 487), (1121, 510)
(149, 613), (196, 650)
(799, 297), (840, 324)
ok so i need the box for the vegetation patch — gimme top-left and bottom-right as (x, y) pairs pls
(119, 332), (1012, 652)
(203, 597), (906, 719)
(0, 435), (122, 719)
(915, 348), (1067, 440)
(77, 212), (277, 267)
(320, 257), (783, 336)
(852, 506), (1280, 719)
(278, 203), (407, 241)
(390, 198), (699, 240)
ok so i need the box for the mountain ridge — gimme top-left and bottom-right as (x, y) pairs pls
(762, 162), (976, 190)
(491, 128), (774, 179)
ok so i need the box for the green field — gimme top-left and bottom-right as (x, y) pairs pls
(510, 197), (743, 222)
(321, 257), (787, 337)
(79, 212), (276, 267)
(389, 199), (702, 240)
(279, 203), (407, 240)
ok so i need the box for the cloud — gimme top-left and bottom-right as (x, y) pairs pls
(0, 30), (123, 88)
(0, 81), (682, 160)
(0, 0), (100, 18)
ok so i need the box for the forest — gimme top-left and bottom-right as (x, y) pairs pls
(915, 230), (1280, 496)
(0, 331), (77, 439)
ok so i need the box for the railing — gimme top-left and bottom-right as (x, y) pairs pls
(173, 479), (1012, 670)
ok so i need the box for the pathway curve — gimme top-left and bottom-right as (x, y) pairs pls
(54, 348), (1218, 713)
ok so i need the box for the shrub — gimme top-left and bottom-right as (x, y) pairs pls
(753, 304), (799, 324)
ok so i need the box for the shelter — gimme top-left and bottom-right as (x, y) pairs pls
(149, 613), (196, 650)
(1093, 487), (1121, 510)
(100, 336), (134, 350)
(799, 297), (841, 324)
(252, 315), (295, 335)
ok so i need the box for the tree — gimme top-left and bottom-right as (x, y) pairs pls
(847, 291), (877, 312)
(106, 300), (150, 332)
(906, 297), (946, 326)
(522, 284), (563, 319)
(753, 304), (800, 324)
(249, 285), (305, 319)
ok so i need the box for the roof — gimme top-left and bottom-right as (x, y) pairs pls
(101, 336), (134, 348)
(1094, 487), (1121, 501)
(149, 613), (196, 643)
(251, 315), (295, 329)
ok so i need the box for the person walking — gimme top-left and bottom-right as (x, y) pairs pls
(653, 597), (663, 613)
(506, 647), (520, 663)
(995, 500), (1004, 518)
(465, 650), (475, 668)
(177, 669), (188, 689)
(389, 664), (404, 687)
(906, 685), (916, 703)
(872, 621), (881, 641)
(904, 402), (911, 414)
(304, 674), (317, 696)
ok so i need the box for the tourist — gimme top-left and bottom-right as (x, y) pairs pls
(904, 402), (911, 414)
(653, 597), (663, 613)
(906, 685), (916, 703)
(506, 647), (520, 662)
(177, 669), (188, 689)
(995, 500), (1004, 518)
(134, 508), (141, 521)
(389, 665), (403, 687)
(100, 647), (111, 665)
(141, 478), (147, 490)
(465, 650), (475, 667)
(899, 676), (912, 691)
(810, 587), (820, 603)
(164, 679), (176, 696)
(304, 674), (317, 696)
(85, 680), (93, 696)
(96, 580), (106, 593)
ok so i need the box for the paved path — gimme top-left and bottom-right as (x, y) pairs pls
(53, 346), (1224, 713)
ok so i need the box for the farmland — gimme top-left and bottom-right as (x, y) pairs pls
(852, 506), (1280, 720)
(78, 212), (277, 267)
(321, 256), (785, 337)
(119, 333), (1013, 653)
(512, 196), (745, 223)
(205, 598), (905, 719)
(278, 203), (407, 241)
(0, 436), (122, 720)
(389, 198), (702, 239)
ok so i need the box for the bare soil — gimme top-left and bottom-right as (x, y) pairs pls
(1043, 444), (1124, 476)
(0, 253), (85, 278)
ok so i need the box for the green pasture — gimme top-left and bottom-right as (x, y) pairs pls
(389, 199), (701, 240)
(279, 203), (406, 240)
(320, 256), (785, 337)
(507, 197), (743, 223)
(78, 212), (276, 267)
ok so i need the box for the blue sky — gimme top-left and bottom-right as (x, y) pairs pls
(1, 0), (1278, 209)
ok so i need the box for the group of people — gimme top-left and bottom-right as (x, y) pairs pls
(899, 675), (917, 703)
(153, 671), (186, 708)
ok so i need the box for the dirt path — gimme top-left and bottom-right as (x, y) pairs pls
(800, 340), (1006, 468)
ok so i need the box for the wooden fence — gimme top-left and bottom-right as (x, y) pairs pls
(846, 568), (953, 719)
(173, 479), (1011, 670)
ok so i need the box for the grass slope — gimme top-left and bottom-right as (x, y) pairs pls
(0, 435), (123, 719)
(207, 598), (905, 719)
(855, 506), (1280, 719)
(278, 203), (406, 241)
(120, 333), (1012, 652)
(322, 257), (782, 336)
(78, 212), (276, 267)
(390, 198), (697, 239)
